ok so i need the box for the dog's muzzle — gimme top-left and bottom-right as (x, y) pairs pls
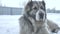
(36, 10), (45, 21)
(39, 13), (44, 19)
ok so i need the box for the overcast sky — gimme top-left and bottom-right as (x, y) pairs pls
(0, 0), (60, 10)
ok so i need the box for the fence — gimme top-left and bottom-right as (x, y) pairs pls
(0, 6), (22, 15)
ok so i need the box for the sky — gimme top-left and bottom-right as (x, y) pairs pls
(0, 0), (60, 10)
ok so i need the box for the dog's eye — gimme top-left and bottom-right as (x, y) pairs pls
(40, 6), (43, 9)
(33, 7), (37, 10)
(40, 6), (45, 11)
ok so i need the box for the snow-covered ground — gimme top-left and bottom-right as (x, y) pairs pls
(0, 13), (60, 34)
(47, 13), (60, 27)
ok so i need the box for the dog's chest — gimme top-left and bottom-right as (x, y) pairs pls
(33, 21), (47, 34)
(28, 17), (45, 27)
(35, 21), (45, 27)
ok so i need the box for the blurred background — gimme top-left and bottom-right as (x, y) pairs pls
(0, 0), (60, 34)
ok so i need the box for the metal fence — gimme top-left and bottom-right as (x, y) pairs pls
(0, 6), (22, 15)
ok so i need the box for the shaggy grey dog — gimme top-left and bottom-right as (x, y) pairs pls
(19, 0), (60, 34)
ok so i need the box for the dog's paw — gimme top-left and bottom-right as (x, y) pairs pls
(52, 28), (60, 33)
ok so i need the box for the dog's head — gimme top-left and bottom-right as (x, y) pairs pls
(24, 1), (46, 22)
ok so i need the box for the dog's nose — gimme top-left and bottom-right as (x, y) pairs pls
(39, 13), (44, 19)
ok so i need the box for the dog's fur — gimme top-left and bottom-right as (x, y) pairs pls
(47, 20), (60, 33)
(19, 0), (60, 34)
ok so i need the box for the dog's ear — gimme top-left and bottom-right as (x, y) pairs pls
(42, 0), (46, 11)
(42, 0), (45, 6)
(25, 1), (33, 12)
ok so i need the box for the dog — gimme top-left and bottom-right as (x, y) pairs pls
(19, 0), (60, 34)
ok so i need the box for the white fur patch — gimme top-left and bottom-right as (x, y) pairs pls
(36, 10), (40, 21)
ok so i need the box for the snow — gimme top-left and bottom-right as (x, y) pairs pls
(0, 15), (21, 34)
(0, 13), (60, 34)
(47, 13), (60, 27)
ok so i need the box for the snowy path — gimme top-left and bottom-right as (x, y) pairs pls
(0, 13), (60, 34)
